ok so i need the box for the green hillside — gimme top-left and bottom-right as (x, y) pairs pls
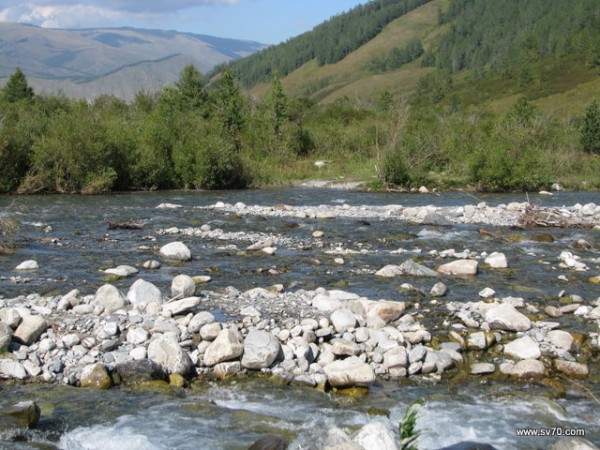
(1, 0), (600, 194)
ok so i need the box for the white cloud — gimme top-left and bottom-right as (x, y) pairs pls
(0, 1), (240, 28)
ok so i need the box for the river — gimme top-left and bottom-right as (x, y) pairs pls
(0, 189), (599, 449)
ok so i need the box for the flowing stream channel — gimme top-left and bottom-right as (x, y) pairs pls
(0, 189), (599, 449)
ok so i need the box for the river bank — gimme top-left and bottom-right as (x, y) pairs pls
(0, 192), (599, 449)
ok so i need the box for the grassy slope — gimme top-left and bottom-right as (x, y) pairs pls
(248, 0), (598, 120)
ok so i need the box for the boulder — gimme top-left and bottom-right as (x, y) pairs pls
(203, 328), (244, 366)
(188, 311), (215, 333)
(147, 334), (193, 376)
(470, 363), (495, 375)
(104, 265), (138, 277)
(171, 274), (196, 299)
(115, 359), (168, 386)
(323, 356), (376, 387)
(509, 359), (545, 378)
(554, 360), (589, 378)
(330, 309), (357, 333)
(248, 435), (288, 450)
(0, 322), (12, 352)
(160, 242), (191, 261)
(162, 297), (201, 316)
(437, 443), (498, 450)
(242, 330), (281, 369)
(93, 284), (125, 314)
(485, 303), (531, 332)
(354, 422), (397, 450)
(0, 401), (40, 428)
(551, 438), (599, 450)
(504, 336), (541, 360)
(80, 363), (112, 389)
(331, 338), (360, 357)
(367, 301), (405, 323)
(0, 359), (27, 379)
(126, 279), (163, 309)
(375, 265), (403, 278)
(547, 330), (574, 351)
(15, 260), (39, 270)
(437, 260), (478, 276)
(399, 259), (439, 277)
(14, 315), (47, 345)
(484, 252), (508, 269)
(430, 282), (448, 297)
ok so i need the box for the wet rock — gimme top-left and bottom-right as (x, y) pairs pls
(104, 265), (138, 277)
(115, 359), (168, 386)
(383, 346), (408, 371)
(323, 356), (376, 387)
(478, 287), (495, 298)
(93, 284), (125, 314)
(203, 328), (244, 366)
(0, 401), (40, 428)
(14, 315), (47, 345)
(147, 333), (193, 376)
(470, 363), (495, 375)
(127, 279), (163, 310)
(354, 422), (397, 450)
(399, 259), (439, 277)
(550, 437), (599, 450)
(15, 260), (39, 271)
(375, 265), (403, 278)
(171, 274), (196, 299)
(546, 330), (574, 351)
(330, 309), (357, 333)
(437, 260), (478, 276)
(485, 303), (531, 332)
(504, 336), (541, 360)
(0, 359), (27, 379)
(143, 260), (161, 270)
(367, 301), (405, 323)
(430, 282), (447, 297)
(0, 322), (12, 351)
(248, 435), (288, 450)
(162, 297), (201, 316)
(467, 332), (494, 351)
(80, 363), (112, 389)
(554, 360), (589, 378)
(421, 212), (452, 226)
(242, 330), (281, 369)
(484, 252), (508, 269)
(509, 359), (545, 378)
(213, 361), (242, 379)
(159, 242), (191, 261)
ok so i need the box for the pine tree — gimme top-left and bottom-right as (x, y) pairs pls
(266, 74), (288, 136)
(175, 64), (207, 111)
(3, 68), (34, 102)
(581, 99), (600, 154)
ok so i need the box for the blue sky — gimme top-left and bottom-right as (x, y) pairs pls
(0, 1), (367, 44)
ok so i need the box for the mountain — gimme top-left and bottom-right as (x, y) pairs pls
(220, 0), (600, 117)
(0, 22), (266, 100)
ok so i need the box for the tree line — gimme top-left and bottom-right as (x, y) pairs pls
(210, 0), (431, 88)
(1, 65), (599, 195)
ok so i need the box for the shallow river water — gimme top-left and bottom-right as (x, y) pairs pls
(0, 189), (599, 449)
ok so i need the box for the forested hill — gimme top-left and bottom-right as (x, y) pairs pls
(211, 0), (430, 88)
(215, 0), (600, 112)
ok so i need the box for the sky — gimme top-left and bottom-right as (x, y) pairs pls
(0, 0), (368, 44)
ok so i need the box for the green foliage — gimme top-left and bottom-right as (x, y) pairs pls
(175, 64), (208, 112)
(287, 124), (315, 157)
(416, 71), (452, 104)
(399, 400), (423, 450)
(370, 38), (424, 72)
(2, 68), (34, 103)
(265, 74), (288, 136)
(436, 0), (600, 74)
(0, 216), (19, 255)
(581, 99), (600, 153)
(211, 69), (246, 147)
(211, 0), (430, 88)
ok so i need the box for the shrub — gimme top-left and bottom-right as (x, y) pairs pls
(581, 99), (600, 154)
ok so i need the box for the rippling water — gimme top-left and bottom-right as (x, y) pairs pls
(1, 189), (599, 449)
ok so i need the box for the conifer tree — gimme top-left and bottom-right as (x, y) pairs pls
(3, 68), (34, 102)
(581, 99), (600, 154)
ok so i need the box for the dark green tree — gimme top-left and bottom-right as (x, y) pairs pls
(212, 69), (245, 148)
(175, 64), (207, 111)
(3, 68), (34, 102)
(266, 74), (288, 136)
(581, 99), (600, 153)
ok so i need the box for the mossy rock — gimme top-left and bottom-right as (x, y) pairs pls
(531, 234), (555, 243)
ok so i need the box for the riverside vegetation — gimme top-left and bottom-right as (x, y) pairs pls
(1, 65), (600, 196)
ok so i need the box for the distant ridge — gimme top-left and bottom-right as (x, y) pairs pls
(0, 22), (266, 100)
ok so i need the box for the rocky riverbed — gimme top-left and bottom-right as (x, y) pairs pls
(1, 194), (599, 449)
